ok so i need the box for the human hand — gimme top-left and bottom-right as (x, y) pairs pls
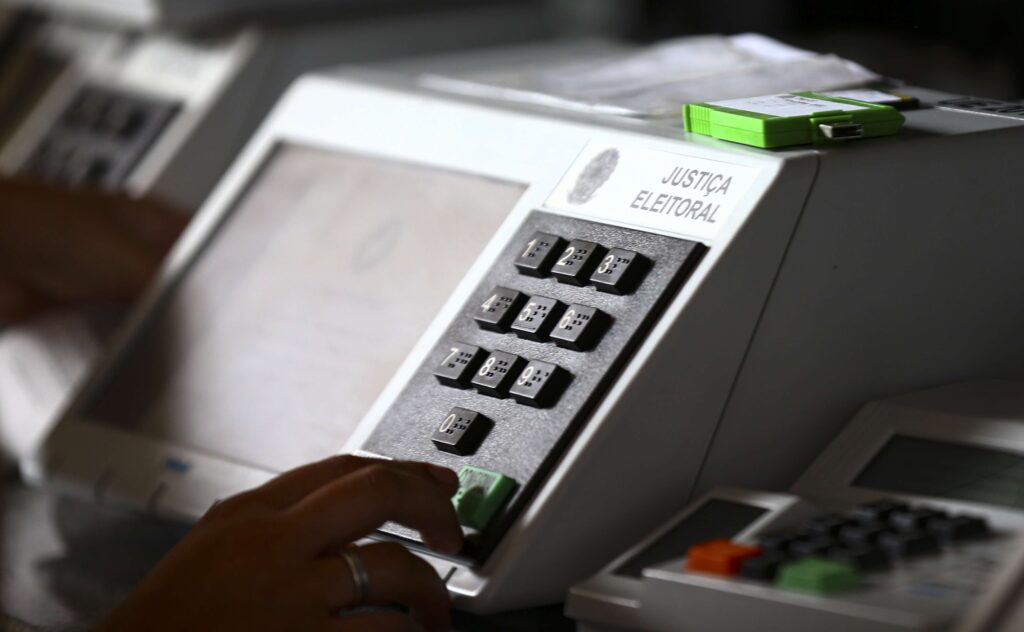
(96, 456), (464, 632)
(0, 177), (186, 325)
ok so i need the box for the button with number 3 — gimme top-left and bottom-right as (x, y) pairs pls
(589, 248), (649, 295)
(509, 360), (571, 408)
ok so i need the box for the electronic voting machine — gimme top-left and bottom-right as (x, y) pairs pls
(23, 56), (1024, 613)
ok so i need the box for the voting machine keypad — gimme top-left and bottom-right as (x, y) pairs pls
(363, 211), (705, 561)
(685, 499), (993, 596)
(21, 83), (179, 189)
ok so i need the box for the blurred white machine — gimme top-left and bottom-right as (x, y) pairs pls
(568, 380), (1024, 631)
(24, 40), (1024, 616)
(0, 0), (550, 462)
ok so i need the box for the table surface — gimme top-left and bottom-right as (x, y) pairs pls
(0, 476), (574, 631)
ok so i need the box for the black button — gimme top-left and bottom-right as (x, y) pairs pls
(805, 514), (856, 538)
(879, 530), (940, 558)
(740, 552), (788, 581)
(890, 508), (948, 532)
(510, 296), (566, 342)
(826, 544), (888, 571)
(852, 499), (908, 524)
(474, 287), (528, 332)
(508, 361), (571, 408)
(927, 515), (989, 542)
(550, 239), (607, 286)
(470, 351), (526, 397)
(550, 304), (611, 351)
(102, 99), (145, 139)
(433, 343), (488, 389)
(589, 248), (650, 295)
(514, 232), (567, 277)
(756, 529), (804, 554)
(432, 407), (491, 456)
(65, 89), (109, 130)
(839, 522), (887, 547)
(790, 536), (836, 558)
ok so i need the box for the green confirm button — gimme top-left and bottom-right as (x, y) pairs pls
(453, 466), (516, 530)
(776, 558), (859, 595)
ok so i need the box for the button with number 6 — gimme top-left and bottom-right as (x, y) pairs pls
(550, 304), (611, 351)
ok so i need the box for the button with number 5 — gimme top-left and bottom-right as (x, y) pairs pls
(509, 360), (571, 408)
(589, 248), (649, 295)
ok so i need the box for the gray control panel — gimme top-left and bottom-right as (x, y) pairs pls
(363, 210), (705, 561)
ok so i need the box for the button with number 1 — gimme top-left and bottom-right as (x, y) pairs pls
(514, 232), (567, 277)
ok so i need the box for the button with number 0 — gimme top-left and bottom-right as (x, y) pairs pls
(511, 296), (566, 341)
(474, 287), (528, 332)
(514, 232), (567, 277)
(589, 248), (649, 295)
(509, 360), (571, 408)
(471, 351), (527, 397)
(433, 342), (488, 388)
(550, 304), (611, 351)
(432, 407), (491, 455)
(550, 239), (607, 286)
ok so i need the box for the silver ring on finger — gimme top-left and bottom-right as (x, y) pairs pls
(340, 546), (371, 605)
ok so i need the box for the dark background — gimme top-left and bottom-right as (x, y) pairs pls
(562, 0), (1024, 100)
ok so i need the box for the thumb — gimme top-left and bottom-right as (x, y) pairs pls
(0, 279), (53, 326)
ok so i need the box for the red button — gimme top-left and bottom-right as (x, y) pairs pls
(685, 539), (762, 576)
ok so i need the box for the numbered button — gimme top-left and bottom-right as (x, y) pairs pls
(474, 287), (528, 332)
(433, 343), (488, 388)
(551, 239), (607, 286)
(471, 351), (527, 397)
(550, 304), (611, 351)
(589, 248), (650, 295)
(514, 232), (567, 277)
(509, 361), (571, 408)
(511, 296), (566, 342)
(432, 408), (491, 455)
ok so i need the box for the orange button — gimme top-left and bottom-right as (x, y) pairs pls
(685, 539), (762, 576)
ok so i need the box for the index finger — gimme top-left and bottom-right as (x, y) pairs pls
(285, 464), (463, 556)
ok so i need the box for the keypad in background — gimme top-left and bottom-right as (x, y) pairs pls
(21, 83), (179, 189)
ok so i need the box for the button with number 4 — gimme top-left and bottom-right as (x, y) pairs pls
(551, 239), (607, 286)
(509, 360), (571, 408)
(550, 304), (611, 351)
(474, 287), (527, 332)
(432, 407), (491, 455)
(589, 248), (649, 295)
(433, 342), (488, 388)
(511, 296), (566, 341)
(471, 351), (527, 397)
(514, 232), (567, 277)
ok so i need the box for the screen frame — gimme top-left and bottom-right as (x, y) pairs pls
(792, 384), (1024, 530)
(26, 70), (780, 526)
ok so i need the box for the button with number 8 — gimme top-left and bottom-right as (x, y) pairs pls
(550, 304), (611, 351)
(589, 248), (649, 295)
(551, 239), (607, 286)
(509, 360), (571, 408)
(471, 351), (527, 397)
